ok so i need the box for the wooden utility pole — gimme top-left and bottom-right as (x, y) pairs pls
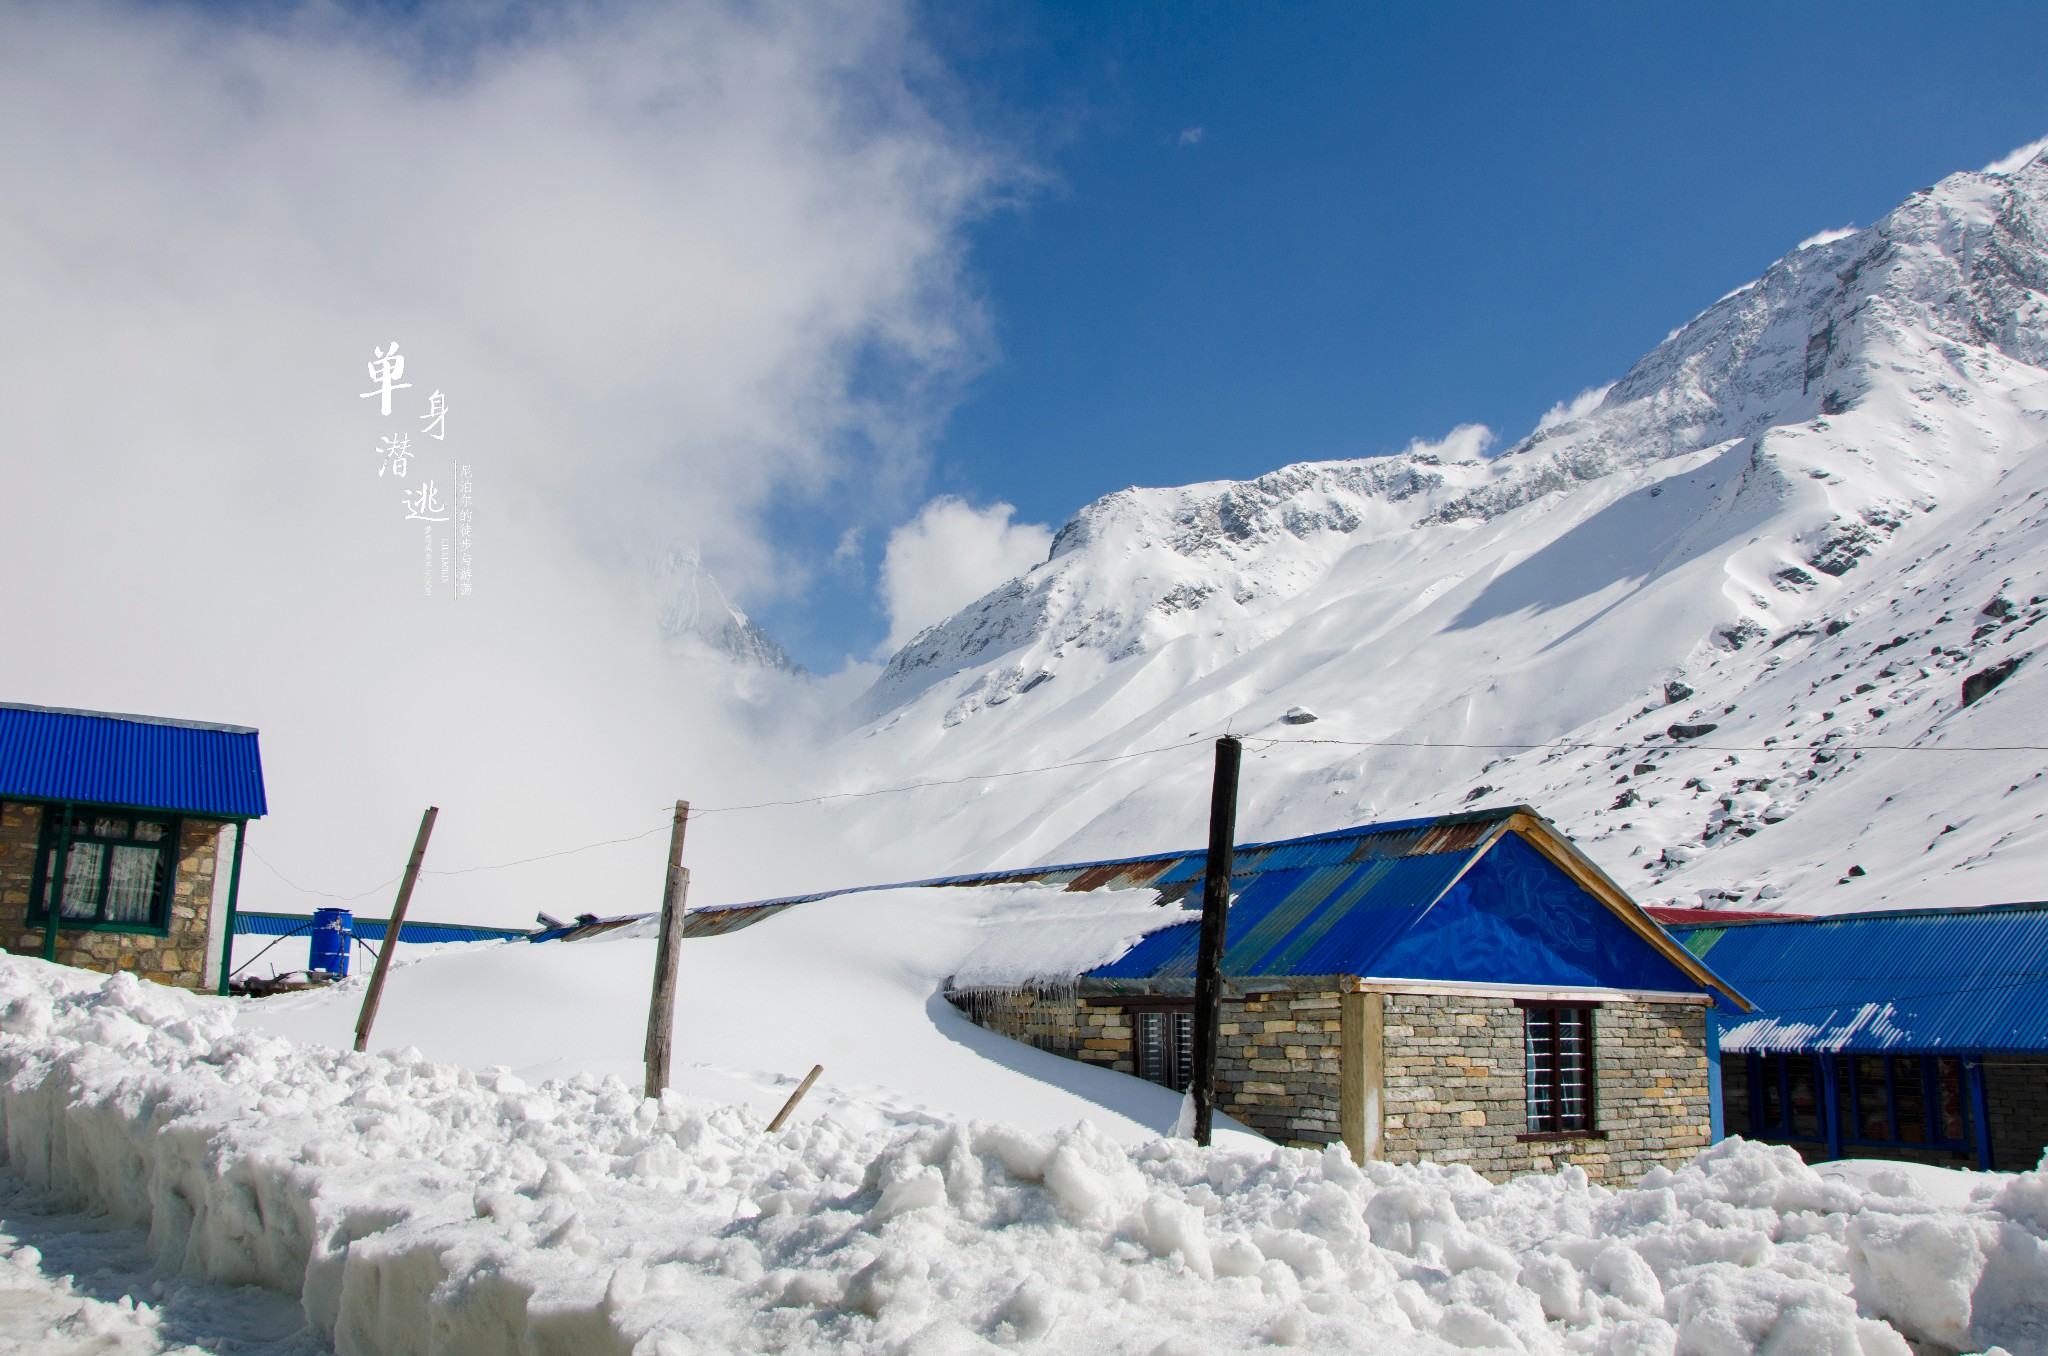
(1190, 736), (1241, 1147)
(643, 800), (691, 1100)
(354, 806), (438, 1054)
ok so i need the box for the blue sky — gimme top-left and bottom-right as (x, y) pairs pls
(756, 0), (2048, 667)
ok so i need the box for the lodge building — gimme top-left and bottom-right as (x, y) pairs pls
(0, 703), (266, 991)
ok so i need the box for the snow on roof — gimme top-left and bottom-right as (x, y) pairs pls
(1673, 901), (2048, 1053)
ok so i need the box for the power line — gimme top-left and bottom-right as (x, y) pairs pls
(1242, 734), (2048, 756)
(240, 725), (2048, 905)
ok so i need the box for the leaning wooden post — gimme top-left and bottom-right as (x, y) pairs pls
(353, 806), (438, 1054)
(768, 1064), (823, 1132)
(1190, 736), (1241, 1147)
(643, 800), (691, 1100)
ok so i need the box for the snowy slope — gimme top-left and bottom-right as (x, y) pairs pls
(775, 141), (2048, 917)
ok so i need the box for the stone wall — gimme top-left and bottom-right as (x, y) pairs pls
(1378, 993), (1711, 1182)
(1986, 1055), (2048, 1173)
(949, 982), (1714, 1182)
(0, 800), (227, 989)
(946, 986), (1343, 1144)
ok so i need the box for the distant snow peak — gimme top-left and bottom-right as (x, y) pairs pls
(653, 546), (802, 674)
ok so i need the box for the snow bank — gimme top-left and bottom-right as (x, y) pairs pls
(6, 956), (2048, 1354)
(237, 883), (1214, 1143)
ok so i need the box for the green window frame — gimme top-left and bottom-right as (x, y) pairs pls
(29, 808), (180, 933)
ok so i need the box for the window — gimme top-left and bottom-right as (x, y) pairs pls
(1753, 1054), (1823, 1140)
(1135, 1009), (1194, 1092)
(1745, 1053), (1975, 1150)
(1524, 1005), (1596, 1134)
(1838, 1054), (1972, 1149)
(33, 811), (178, 929)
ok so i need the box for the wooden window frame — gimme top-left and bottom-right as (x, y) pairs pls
(1518, 1001), (1602, 1140)
(27, 806), (181, 936)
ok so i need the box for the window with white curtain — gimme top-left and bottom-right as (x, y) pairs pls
(36, 811), (176, 929)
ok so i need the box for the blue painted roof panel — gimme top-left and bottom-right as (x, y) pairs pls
(234, 912), (525, 944)
(0, 704), (267, 818)
(1087, 849), (1491, 980)
(1675, 903), (2048, 1053)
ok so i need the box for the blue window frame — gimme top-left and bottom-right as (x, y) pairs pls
(1746, 1052), (1973, 1151)
(1749, 1053), (1823, 1140)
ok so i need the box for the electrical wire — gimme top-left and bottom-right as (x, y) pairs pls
(228, 921), (314, 980)
(238, 726), (2048, 905)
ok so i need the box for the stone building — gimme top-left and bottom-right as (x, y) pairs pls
(1667, 904), (2048, 1173)
(942, 806), (1747, 1182)
(0, 703), (266, 991)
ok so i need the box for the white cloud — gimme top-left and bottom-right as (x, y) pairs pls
(1401, 424), (1495, 463)
(0, 1), (1000, 918)
(1797, 225), (1860, 250)
(830, 526), (865, 575)
(878, 497), (1054, 650)
(1178, 126), (1204, 146)
(1983, 135), (2048, 177)
(1534, 384), (1614, 434)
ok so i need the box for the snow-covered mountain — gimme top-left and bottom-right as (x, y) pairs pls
(788, 141), (2048, 917)
(653, 547), (804, 674)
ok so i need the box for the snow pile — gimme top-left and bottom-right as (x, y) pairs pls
(6, 954), (2048, 1355)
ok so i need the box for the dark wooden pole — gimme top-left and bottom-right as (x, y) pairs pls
(353, 806), (437, 1053)
(643, 800), (691, 1100)
(1190, 736), (1241, 1146)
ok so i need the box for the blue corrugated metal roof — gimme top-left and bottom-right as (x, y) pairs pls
(1091, 853), (1481, 979)
(0, 703), (267, 818)
(541, 802), (1735, 1001)
(1673, 903), (2048, 1054)
(234, 911), (526, 944)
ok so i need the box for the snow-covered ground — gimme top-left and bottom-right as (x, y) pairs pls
(7, 887), (2048, 1354)
(0, 1173), (322, 1355)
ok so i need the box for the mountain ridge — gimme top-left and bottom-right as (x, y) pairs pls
(792, 141), (2048, 917)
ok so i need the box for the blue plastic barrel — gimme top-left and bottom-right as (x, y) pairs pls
(309, 907), (353, 977)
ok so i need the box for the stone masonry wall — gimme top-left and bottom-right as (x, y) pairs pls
(1215, 991), (1345, 1147)
(1986, 1055), (2048, 1173)
(0, 801), (225, 989)
(946, 987), (1343, 1145)
(1379, 993), (1711, 1182)
(952, 984), (1713, 1181)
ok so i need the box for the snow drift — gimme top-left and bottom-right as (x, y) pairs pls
(5, 949), (2048, 1354)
